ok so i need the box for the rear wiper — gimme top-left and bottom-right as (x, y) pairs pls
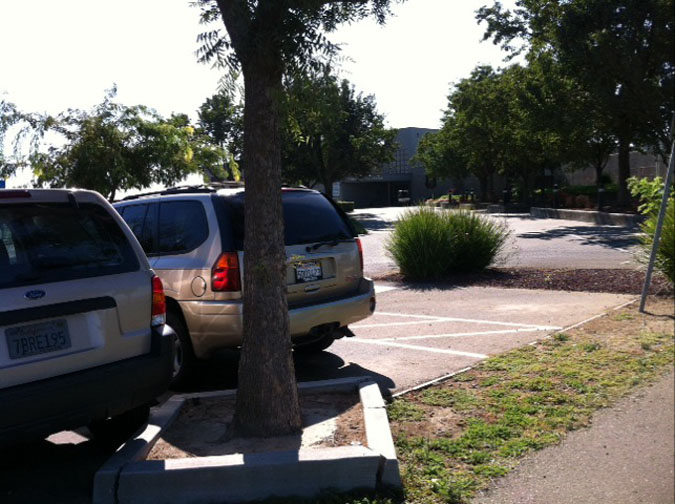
(305, 238), (353, 252)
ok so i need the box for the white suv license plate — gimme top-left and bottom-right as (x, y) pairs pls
(5, 319), (72, 360)
(295, 261), (323, 283)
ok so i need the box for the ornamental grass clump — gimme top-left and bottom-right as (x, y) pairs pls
(386, 206), (453, 280)
(386, 207), (510, 281)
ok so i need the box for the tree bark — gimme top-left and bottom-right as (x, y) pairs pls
(322, 178), (334, 198)
(229, 57), (302, 438)
(616, 138), (631, 208)
(594, 162), (604, 187)
(478, 175), (488, 202)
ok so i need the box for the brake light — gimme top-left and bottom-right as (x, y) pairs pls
(212, 252), (241, 292)
(151, 275), (166, 327)
(356, 238), (364, 272)
(0, 190), (31, 199)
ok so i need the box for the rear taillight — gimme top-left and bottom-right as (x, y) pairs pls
(151, 275), (166, 327)
(356, 238), (364, 272)
(212, 252), (241, 292)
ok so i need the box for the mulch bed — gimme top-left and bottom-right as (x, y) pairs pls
(372, 268), (674, 296)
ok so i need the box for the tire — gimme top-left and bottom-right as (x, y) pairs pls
(167, 311), (196, 389)
(88, 403), (150, 448)
(294, 333), (335, 354)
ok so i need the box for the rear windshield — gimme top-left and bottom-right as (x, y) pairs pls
(223, 191), (354, 249)
(0, 202), (139, 289)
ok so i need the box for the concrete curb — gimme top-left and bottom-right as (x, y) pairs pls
(93, 377), (401, 504)
(530, 207), (644, 227)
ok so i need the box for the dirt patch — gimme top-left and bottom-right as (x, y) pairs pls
(372, 267), (673, 295)
(148, 391), (365, 460)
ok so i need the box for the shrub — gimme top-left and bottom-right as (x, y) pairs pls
(628, 176), (675, 284)
(574, 194), (591, 208)
(386, 207), (510, 280)
(640, 199), (674, 284)
(386, 207), (453, 280)
(336, 200), (355, 213)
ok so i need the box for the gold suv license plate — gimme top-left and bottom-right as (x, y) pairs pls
(5, 319), (72, 360)
(295, 261), (323, 283)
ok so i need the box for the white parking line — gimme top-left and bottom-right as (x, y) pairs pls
(374, 283), (399, 294)
(386, 327), (551, 341)
(347, 338), (488, 358)
(355, 311), (561, 331)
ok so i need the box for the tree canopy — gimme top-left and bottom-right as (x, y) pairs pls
(1, 88), (234, 200)
(477, 0), (675, 206)
(281, 70), (397, 194)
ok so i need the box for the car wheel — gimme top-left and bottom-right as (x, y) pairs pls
(167, 311), (196, 389)
(88, 403), (150, 448)
(294, 333), (335, 354)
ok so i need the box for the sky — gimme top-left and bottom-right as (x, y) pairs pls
(0, 0), (512, 186)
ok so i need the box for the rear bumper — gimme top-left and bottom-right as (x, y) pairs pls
(181, 278), (376, 358)
(0, 324), (174, 446)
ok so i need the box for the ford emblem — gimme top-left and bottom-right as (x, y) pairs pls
(24, 290), (46, 300)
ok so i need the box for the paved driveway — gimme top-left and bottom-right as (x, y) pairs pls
(353, 207), (642, 277)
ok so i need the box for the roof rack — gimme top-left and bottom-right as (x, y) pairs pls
(119, 182), (245, 201)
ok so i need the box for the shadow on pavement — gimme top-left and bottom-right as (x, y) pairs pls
(177, 348), (397, 400)
(294, 351), (396, 399)
(350, 212), (395, 232)
(517, 224), (641, 250)
(0, 437), (114, 504)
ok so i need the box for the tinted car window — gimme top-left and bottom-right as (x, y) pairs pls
(120, 204), (147, 241)
(158, 201), (208, 255)
(0, 203), (139, 289)
(224, 191), (354, 249)
(142, 203), (159, 255)
(120, 203), (158, 255)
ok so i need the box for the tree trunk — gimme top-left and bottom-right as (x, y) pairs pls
(229, 59), (302, 438)
(478, 175), (488, 202)
(487, 172), (495, 203)
(323, 178), (334, 199)
(616, 138), (631, 208)
(594, 162), (604, 187)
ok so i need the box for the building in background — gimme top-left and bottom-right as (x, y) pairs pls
(334, 127), (462, 207)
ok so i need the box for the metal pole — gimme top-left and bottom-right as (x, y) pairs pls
(639, 135), (675, 312)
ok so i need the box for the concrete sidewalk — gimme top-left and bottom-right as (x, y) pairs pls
(474, 369), (675, 504)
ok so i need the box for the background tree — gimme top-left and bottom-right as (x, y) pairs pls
(413, 122), (469, 186)
(478, 0), (675, 207)
(193, 0), (402, 439)
(442, 65), (512, 201)
(281, 70), (397, 194)
(419, 61), (581, 202)
(1, 88), (232, 200)
(197, 84), (244, 179)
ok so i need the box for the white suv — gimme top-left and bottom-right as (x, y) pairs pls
(0, 189), (174, 445)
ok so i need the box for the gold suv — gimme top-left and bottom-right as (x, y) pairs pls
(114, 184), (375, 386)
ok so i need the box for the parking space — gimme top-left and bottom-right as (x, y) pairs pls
(319, 284), (635, 395)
